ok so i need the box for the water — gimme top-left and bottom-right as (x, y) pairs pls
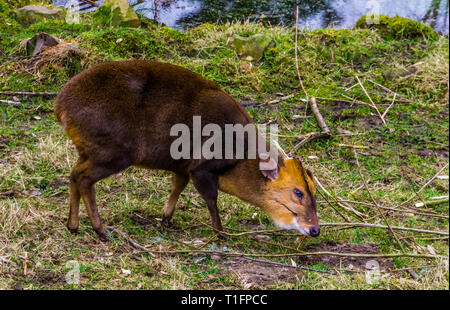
(54, 0), (449, 34)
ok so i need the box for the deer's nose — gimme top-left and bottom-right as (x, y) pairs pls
(309, 226), (320, 237)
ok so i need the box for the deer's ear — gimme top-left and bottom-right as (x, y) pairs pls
(259, 153), (280, 181)
(306, 168), (313, 180)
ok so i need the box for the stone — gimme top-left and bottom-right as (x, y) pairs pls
(13, 5), (65, 26)
(25, 32), (59, 56)
(231, 33), (275, 61)
(355, 14), (438, 40)
(94, 0), (140, 28)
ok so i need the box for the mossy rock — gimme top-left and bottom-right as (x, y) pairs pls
(12, 5), (65, 26)
(93, 0), (140, 28)
(231, 33), (275, 61)
(355, 14), (438, 40)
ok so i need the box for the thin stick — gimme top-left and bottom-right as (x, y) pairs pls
(382, 93), (396, 119)
(0, 91), (58, 96)
(107, 226), (156, 257)
(80, 0), (99, 7)
(353, 149), (406, 252)
(415, 197), (449, 208)
(290, 97), (331, 154)
(321, 222), (449, 236)
(267, 94), (295, 104)
(0, 99), (20, 106)
(314, 176), (367, 220)
(310, 97), (330, 134)
(355, 76), (386, 125)
(138, 248), (447, 260)
(294, 6), (308, 102)
(338, 144), (370, 149)
(322, 199), (448, 219)
(367, 79), (405, 98)
(315, 96), (371, 107)
(290, 132), (330, 151)
(399, 163), (449, 207)
(317, 189), (352, 222)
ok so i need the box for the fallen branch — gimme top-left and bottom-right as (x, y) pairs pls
(290, 97), (331, 154)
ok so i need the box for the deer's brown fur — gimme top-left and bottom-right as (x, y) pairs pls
(55, 60), (319, 241)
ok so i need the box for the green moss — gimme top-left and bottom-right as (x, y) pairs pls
(92, 0), (140, 28)
(355, 14), (438, 40)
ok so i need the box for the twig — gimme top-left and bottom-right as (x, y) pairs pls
(294, 6), (308, 103)
(314, 176), (367, 220)
(399, 163), (449, 207)
(290, 97), (330, 154)
(0, 99), (20, 106)
(239, 256), (336, 275)
(290, 132), (330, 151)
(80, 0), (99, 7)
(355, 76), (386, 125)
(381, 93), (396, 119)
(415, 197), (449, 208)
(267, 94), (295, 104)
(321, 222), (449, 236)
(0, 91), (58, 96)
(314, 96), (371, 107)
(310, 97), (330, 134)
(353, 149), (406, 252)
(323, 199), (448, 219)
(367, 79), (405, 99)
(137, 248), (447, 260)
(107, 226), (156, 257)
(317, 189), (352, 222)
(338, 144), (370, 149)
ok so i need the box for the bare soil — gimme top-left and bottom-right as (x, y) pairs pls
(296, 241), (395, 271)
(220, 257), (302, 289)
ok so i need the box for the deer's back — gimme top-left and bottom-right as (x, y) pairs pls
(54, 60), (251, 173)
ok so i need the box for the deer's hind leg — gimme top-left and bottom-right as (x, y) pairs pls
(162, 172), (189, 227)
(71, 156), (131, 241)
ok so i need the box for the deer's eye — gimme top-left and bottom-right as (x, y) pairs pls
(294, 188), (303, 199)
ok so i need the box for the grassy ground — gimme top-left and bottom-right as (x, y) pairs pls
(0, 5), (449, 289)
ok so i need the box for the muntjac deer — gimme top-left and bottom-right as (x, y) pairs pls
(54, 60), (319, 241)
